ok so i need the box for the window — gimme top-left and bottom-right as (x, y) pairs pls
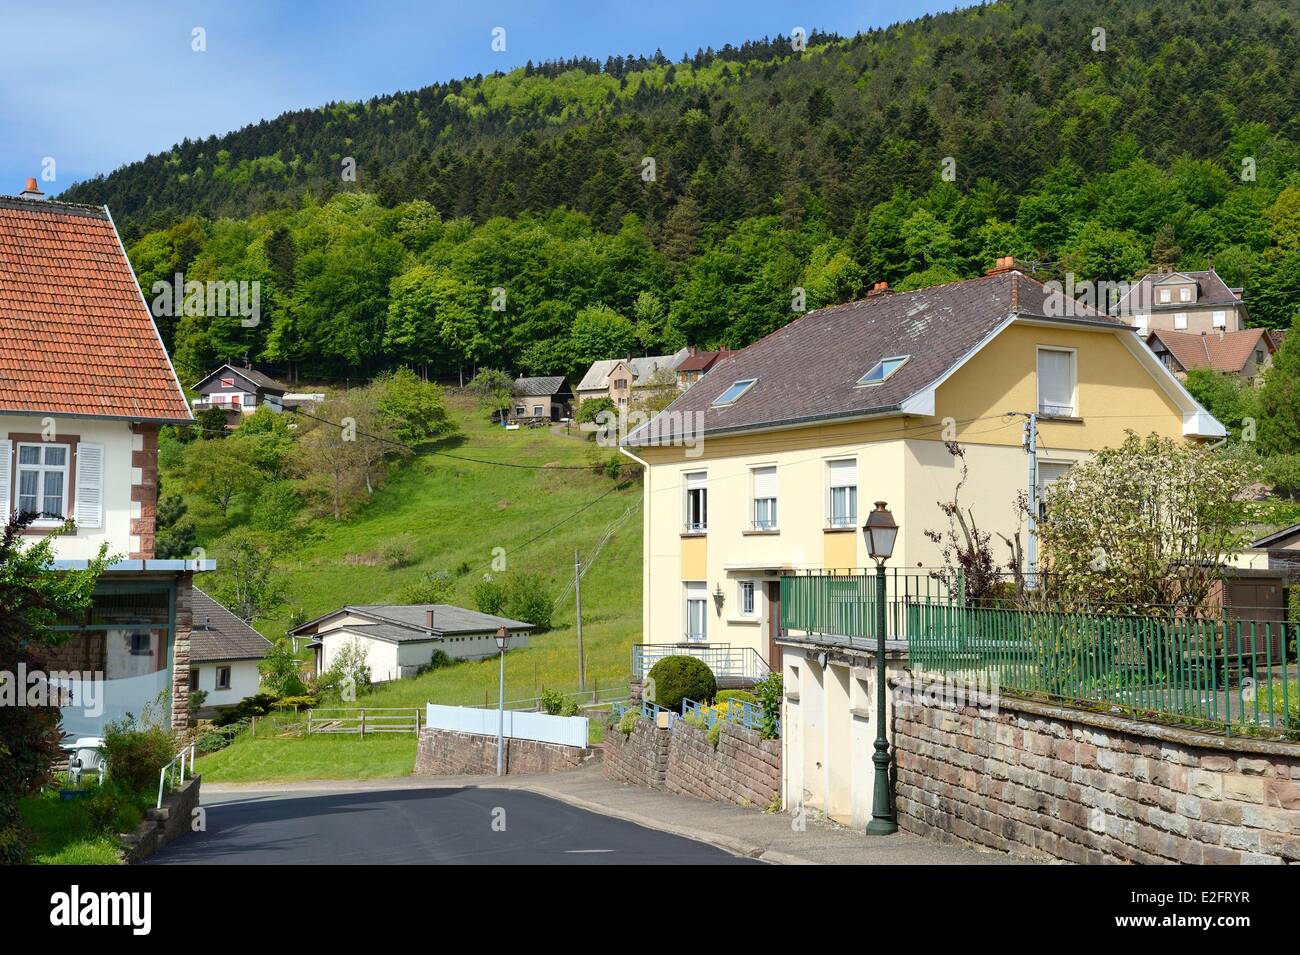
(827, 458), (858, 527)
(1158, 288), (1171, 303)
(712, 378), (757, 407)
(1256, 349), (1265, 365)
(514, 405), (525, 416)
(188, 669), (199, 692)
(613, 379), (627, 391)
(739, 580), (756, 616)
(684, 471), (708, 532)
(16, 443), (69, 520)
(1213, 310), (1227, 328)
(129, 633), (151, 656)
(1037, 348), (1076, 417)
(532, 405), (543, 416)
(1036, 462), (1073, 519)
(219, 377), (235, 388)
(1174, 312), (1188, 330)
(857, 355), (910, 386)
(215, 666), (232, 691)
(751, 465), (777, 529)
(684, 582), (708, 641)
(1179, 286), (1192, 302)
(1134, 313), (1149, 334)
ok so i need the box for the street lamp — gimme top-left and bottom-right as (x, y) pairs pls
(862, 501), (898, 835)
(495, 625), (510, 776)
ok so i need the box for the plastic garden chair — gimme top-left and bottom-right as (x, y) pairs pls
(67, 737), (106, 788)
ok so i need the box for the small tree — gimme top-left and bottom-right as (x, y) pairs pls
(1036, 432), (1259, 613)
(210, 528), (285, 622)
(258, 637), (306, 696)
(576, 396), (615, 425)
(182, 435), (263, 517)
(469, 368), (516, 422)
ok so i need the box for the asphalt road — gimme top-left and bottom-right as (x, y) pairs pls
(146, 787), (759, 865)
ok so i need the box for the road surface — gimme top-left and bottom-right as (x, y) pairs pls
(147, 786), (759, 864)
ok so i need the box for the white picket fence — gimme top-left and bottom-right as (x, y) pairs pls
(425, 702), (588, 748)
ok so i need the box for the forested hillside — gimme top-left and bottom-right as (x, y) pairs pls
(59, 0), (1300, 391)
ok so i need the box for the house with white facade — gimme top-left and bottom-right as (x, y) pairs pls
(290, 604), (533, 683)
(0, 179), (211, 735)
(188, 588), (272, 714)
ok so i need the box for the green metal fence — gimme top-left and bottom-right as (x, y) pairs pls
(780, 569), (962, 642)
(907, 600), (1298, 737)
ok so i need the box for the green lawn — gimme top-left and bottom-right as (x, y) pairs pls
(196, 735), (418, 783)
(20, 790), (127, 865)
(192, 398), (640, 781)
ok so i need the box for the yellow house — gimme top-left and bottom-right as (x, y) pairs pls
(619, 266), (1224, 676)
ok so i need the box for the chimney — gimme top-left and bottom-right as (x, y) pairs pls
(425, 608), (435, 630)
(867, 281), (891, 296)
(985, 256), (1017, 275)
(18, 177), (45, 201)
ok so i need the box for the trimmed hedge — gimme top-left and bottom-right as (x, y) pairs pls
(647, 655), (717, 711)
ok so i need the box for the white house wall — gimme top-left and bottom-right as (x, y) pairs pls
(194, 660), (263, 708)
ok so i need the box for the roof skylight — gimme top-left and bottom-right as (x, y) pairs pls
(857, 355), (910, 386)
(711, 378), (758, 407)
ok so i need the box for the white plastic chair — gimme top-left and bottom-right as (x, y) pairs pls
(67, 737), (106, 788)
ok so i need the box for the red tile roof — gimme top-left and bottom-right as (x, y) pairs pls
(0, 196), (190, 421)
(677, 349), (736, 372)
(1147, 328), (1276, 374)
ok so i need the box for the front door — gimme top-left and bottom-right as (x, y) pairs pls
(766, 581), (783, 674)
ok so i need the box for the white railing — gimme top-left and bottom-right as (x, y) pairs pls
(157, 744), (196, 809)
(425, 702), (588, 748)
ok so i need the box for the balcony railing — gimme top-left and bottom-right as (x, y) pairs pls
(631, 643), (771, 684)
(779, 568), (964, 645)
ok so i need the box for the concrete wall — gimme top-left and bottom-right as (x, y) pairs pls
(602, 718), (781, 810)
(893, 692), (1300, 864)
(122, 775), (201, 863)
(414, 727), (592, 776)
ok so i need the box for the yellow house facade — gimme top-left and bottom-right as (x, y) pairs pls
(620, 268), (1224, 673)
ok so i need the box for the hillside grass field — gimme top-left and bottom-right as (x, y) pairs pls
(192, 396), (642, 782)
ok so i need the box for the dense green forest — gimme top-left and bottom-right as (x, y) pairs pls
(59, 0), (1300, 395)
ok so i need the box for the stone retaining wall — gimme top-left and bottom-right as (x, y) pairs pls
(603, 718), (780, 809)
(414, 727), (593, 776)
(893, 694), (1300, 865)
(123, 775), (201, 863)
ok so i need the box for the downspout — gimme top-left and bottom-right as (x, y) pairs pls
(620, 444), (652, 658)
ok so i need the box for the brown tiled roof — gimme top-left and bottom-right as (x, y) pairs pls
(0, 196), (191, 421)
(1146, 328), (1274, 374)
(189, 588), (273, 663)
(626, 271), (1130, 445)
(677, 349), (736, 372)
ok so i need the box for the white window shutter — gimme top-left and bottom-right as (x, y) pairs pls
(0, 440), (10, 517)
(752, 466), (777, 499)
(74, 443), (104, 529)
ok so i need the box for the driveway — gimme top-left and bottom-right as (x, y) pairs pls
(146, 786), (758, 865)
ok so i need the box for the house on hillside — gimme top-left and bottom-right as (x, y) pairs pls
(509, 376), (572, 422)
(619, 258), (1224, 826)
(192, 363), (289, 420)
(289, 604), (533, 683)
(1144, 327), (1280, 383)
(0, 178), (211, 736)
(188, 588), (273, 714)
(576, 348), (691, 410)
(675, 348), (736, 389)
(1114, 268), (1249, 336)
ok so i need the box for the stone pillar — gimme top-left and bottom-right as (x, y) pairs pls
(130, 423), (160, 559)
(171, 572), (193, 731)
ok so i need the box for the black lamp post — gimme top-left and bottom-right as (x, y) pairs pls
(495, 626), (510, 776)
(863, 501), (898, 835)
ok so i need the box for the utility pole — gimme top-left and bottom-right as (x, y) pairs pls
(575, 550), (586, 691)
(1023, 412), (1039, 589)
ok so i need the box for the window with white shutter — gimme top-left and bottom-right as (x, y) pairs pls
(683, 471), (707, 532)
(0, 439), (10, 517)
(827, 458), (858, 527)
(74, 442), (105, 529)
(1037, 348), (1076, 417)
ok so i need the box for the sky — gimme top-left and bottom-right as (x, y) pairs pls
(0, 0), (967, 195)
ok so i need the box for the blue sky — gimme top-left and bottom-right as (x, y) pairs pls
(0, 1), (964, 195)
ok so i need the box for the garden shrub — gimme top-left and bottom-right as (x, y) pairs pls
(646, 656), (716, 711)
(380, 533), (418, 569)
(752, 672), (783, 740)
(617, 708), (640, 736)
(716, 689), (758, 705)
(505, 572), (555, 631)
(473, 575), (507, 615)
(540, 687), (579, 717)
(101, 718), (176, 796)
(402, 569), (454, 604)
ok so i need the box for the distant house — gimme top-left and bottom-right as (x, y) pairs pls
(1250, 523), (1300, 577)
(187, 588), (273, 713)
(1114, 268), (1249, 336)
(576, 348), (691, 410)
(510, 376), (572, 422)
(289, 604), (533, 683)
(675, 348), (736, 389)
(1145, 327), (1281, 382)
(192, 364), (288, 419)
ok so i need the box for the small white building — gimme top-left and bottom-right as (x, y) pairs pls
(187, 588), (273, 713)
(290, 604), (533, 683)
